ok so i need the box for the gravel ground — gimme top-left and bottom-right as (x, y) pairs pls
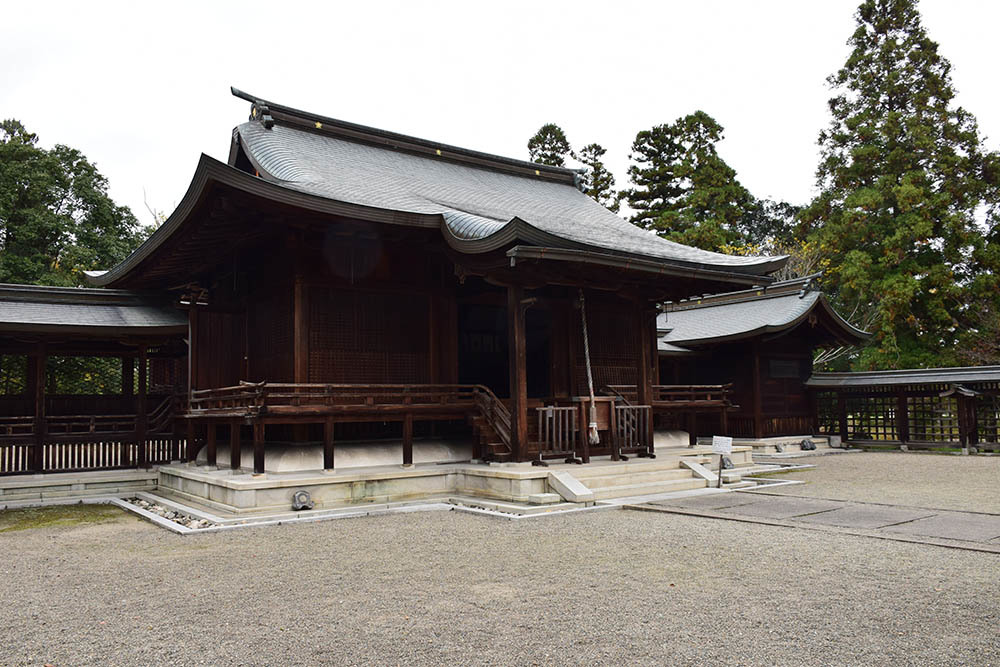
(2, 504), (999, 666)
(763, 451), (1000, 513)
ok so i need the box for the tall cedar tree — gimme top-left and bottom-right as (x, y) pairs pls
(0, 120), (147, 286)
(577, 143), (619, 212)
(624, 111), (757, 251)
(527, 123), (572, 167)
(801, 0), (1000, 370)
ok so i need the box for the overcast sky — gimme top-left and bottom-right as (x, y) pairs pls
(3, 0), (998, 226)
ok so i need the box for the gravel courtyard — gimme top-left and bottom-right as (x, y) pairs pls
(2, 488), (999, 666)
(763, 451), (1000, 513)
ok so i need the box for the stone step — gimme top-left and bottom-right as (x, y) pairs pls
(586, 476), (707, 500)
(572, 467), (695, 489)
(571, 459), (685, 478)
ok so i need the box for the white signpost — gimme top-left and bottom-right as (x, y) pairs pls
(711, 436), (733, 488)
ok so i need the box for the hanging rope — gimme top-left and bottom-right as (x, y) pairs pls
(579, 289), (600, 445)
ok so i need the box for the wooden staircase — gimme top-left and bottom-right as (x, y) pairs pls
(468, 413), (513, 462)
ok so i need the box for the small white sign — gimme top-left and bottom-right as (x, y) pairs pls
(711, 435), (733, 455)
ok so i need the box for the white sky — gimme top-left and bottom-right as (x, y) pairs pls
(2, 0), (998, 226)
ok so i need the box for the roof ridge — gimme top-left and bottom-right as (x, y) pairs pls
(231, 87), (580, 185)
(665, 274), (820, 311)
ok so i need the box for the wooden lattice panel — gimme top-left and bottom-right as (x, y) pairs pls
(845, 395), (897, 441)
(249, 289), (293, 381)
(908, 395), (959, 443)
(309, 288), (430, 383)
(976, 395), (1000, 445)
(574, 299), (638, 395)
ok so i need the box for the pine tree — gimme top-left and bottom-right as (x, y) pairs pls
(576, 143), (619, 212)
(623, 111), (757, 251)
(801, 0), (1000, 369)
(527, 123), (572, 167)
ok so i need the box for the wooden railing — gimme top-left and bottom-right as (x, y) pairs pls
(607, 384), (733, 408)
(536, 406), (578, 458)
(0, 396), (181, 475)
(471, 385), (512, 454)
(188, 382), (484, 415)
(615, 405), (651, 453)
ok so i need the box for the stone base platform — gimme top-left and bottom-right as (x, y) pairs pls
(698, 435), (835, 457)
(157, 446), (755, 516)
(0, 469), (159, 508)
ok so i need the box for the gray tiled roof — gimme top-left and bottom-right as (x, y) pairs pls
(807, 367), (1000, 388)
(657, 276), (869, 347)
(236, 120), (786, 275)
(0, 284), (186, 335)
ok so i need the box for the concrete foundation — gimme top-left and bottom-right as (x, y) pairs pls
(0, 469), (158, 507)
(195, 439), (475, 473)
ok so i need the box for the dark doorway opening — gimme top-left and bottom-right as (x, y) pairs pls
(457, 302), (552, 399)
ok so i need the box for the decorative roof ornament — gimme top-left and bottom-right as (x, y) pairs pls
(250, 102), (275, 129)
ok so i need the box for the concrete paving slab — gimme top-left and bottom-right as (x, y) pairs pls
(650, 493), (760, 511)
(881, 512), (1000, 543)
(794, 505), (934, 530)
(715, 496), (845, 520)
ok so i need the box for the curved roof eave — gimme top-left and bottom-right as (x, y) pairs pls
(441, 215), (785, 280)
(85, 155), (442, 288)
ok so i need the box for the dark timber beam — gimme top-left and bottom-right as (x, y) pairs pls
(751, 342), (764, 440)
(31, 342), (46, 473)
(507, 284), (529, 461)
(137, 345), (148, 469)
(206, 420), (217, 467)
(402, 413), (414, 466)
(253, 421), (265, 475)
(230, 420), (242, 470)
(635, 302), (656, 450)
(323, 417), (335, 470)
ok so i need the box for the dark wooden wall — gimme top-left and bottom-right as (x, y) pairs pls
(661, 331), (815, 438)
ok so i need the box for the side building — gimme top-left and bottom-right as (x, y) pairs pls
(656, 275), (870, 444)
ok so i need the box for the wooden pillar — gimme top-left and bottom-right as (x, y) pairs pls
(507, 285), (529, 461)
(719, 405), (728, 437)
(253, 421), (265, 475)
(136, 345), (148, 469)
(751, 342), (764, 439)
(293, 277), (310, 383)
(686, 411), (697, 448)
(896, 391), (909, 444)
(230, 420), (242, 470)
(31, 343), (46, 473)
(808, 390), (820, 435)
(186, 420), (197, 462)
(122, 355), (134, 398)
(956, 395), (971, 452)
(206, 421), (217, 467)
(293, 278), (310, 442)
(323, 417), (335, 470)
(837, 392), (849, 443)
(635, 302), (655, 449)
(402, 413), (414, 466)
(187, 305), (198, 402)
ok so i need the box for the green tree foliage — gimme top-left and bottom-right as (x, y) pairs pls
(623, 111), (759, 251)
(801, 0), (1000, 369)
(527, 123), (572, 167)
(576, 143), (619, 212)
(0, 120), (147, 286)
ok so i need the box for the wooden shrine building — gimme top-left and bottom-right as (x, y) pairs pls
(656, 275), (870, 441)
(1, 88), (808, 477)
